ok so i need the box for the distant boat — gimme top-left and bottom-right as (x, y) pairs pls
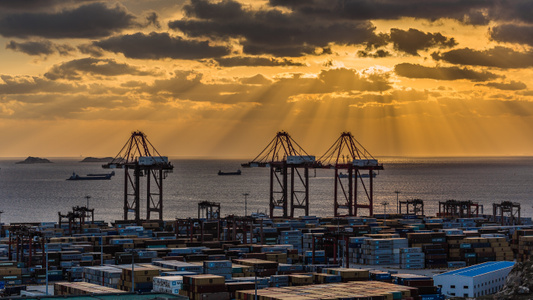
(67, 171), (115, 180)
(218, 170), (241, 176)
(339, 171), (377, 179)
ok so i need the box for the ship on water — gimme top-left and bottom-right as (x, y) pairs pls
(218, 169), (241, 175)
(67, 171), (115, 180)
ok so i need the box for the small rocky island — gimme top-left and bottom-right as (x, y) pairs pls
(15, 156), (52, 164)
(80, 157), (114, 163)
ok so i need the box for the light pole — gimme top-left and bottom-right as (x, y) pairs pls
(243, 193), (250, 217)
(85, 195), (91, 209)
(394, 191), (401, 214)
(45, 242), (48, 295)
(381, 201), (388, 220)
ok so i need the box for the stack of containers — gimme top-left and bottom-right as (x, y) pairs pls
(179, 274), (228, 300)
(278, 230), (302, 253)
(152, 260), (203, 273)
(232, 258), (278, 277)
(152, 275), (183, 295)
(462, 237), (494, 264)
(511, 229), (533, 261)
(54, 282), (126, 296)
(393, 274), (441, 300)
(487, 236), (514, 261)
(423, 244), (448, 268)
(348, 236), (370, 265)
(302, 232), (324, 252)
(399, 247), (425, 269)
(203, 260), (232, 279)
(304, 250), (326, 264)
(0, 262), (22, 285)
(323, 268), (369, 282)
(446, 233), (467, 264)
(391, 238), (409, 264)
(118, 266), (160, 293)
(270, 274), (289, 287)
(83, 266), (123, 289)
(289, 274), (313, 286)
(361, 238), (393, 265)
(313, 272), (342, 284)
(258, 227), (278, 245)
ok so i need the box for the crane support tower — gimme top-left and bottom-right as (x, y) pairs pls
(438, 200), (482, 218)
(493, 201), (521, 225)
(399, 199), (425, 216)
(242, 131), (315, 218)
(317, 132), (383, 217)
(103, 131), (173, 223)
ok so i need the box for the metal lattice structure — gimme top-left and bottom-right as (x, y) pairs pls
(318, 132), (383, 217)
(242, 131), (315, 218)
(438, 200), (482, 218)
(198, 201), (221, 220)
(493, 201), (521, 225)
(103, 131), (173, 223)
(58, 206), (95, 235)
(399, 199), (425, 216)
(8, 225), (45, 268)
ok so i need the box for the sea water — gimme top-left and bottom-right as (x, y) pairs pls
(0, 157), (532, 224)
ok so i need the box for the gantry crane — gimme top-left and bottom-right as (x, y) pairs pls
(103, 131), (173, 223)
(242, 131), (315, 218)
(318, 132), (383, 217)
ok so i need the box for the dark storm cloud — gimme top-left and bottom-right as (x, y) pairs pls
(0, 3), (136, 39)
(44, 58), (156, 80)
(212, 56), (306, 67)
(489, 24), (533, 46)
(358, 49), (392, 58)
(269, 0), (491, 24)
(488, 0), (533, 24)
(0, 0), (95, 11)
(476, 81), (527, 90)
(145, 11), (161, 29)
(389, 28), (457, 56)
(432, 47), (533, 68)
(168, 0), (378, 57)
(94, 32), (231, 60)
(77, 44), (105, 57)
(395, 63), (501, 81)
(6, 40), (75, 56)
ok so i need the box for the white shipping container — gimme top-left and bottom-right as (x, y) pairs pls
(287, 155), (316, 164)
(139, 156), (169, 165)
(353, 159), (378, 167)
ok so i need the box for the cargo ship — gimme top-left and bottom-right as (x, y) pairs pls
(218, 170), (241, 175)
(67, 171), (115, 180)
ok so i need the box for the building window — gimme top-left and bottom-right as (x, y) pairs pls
(451, 285), (455, 289)
(464, 285), (468, 289)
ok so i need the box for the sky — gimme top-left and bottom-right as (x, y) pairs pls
(1, 0), (533, 159)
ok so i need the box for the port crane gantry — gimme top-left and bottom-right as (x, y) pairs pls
(103, 131), (173, 224)
(242, 131), (315, 218)
(318, 132), (383, 217)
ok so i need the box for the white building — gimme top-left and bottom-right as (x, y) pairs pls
(433, 261), (515, 298)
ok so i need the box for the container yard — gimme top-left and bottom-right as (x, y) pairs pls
(0, 212), (530, 298)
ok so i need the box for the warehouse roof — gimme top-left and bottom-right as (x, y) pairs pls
(434, 261), (515, 278)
